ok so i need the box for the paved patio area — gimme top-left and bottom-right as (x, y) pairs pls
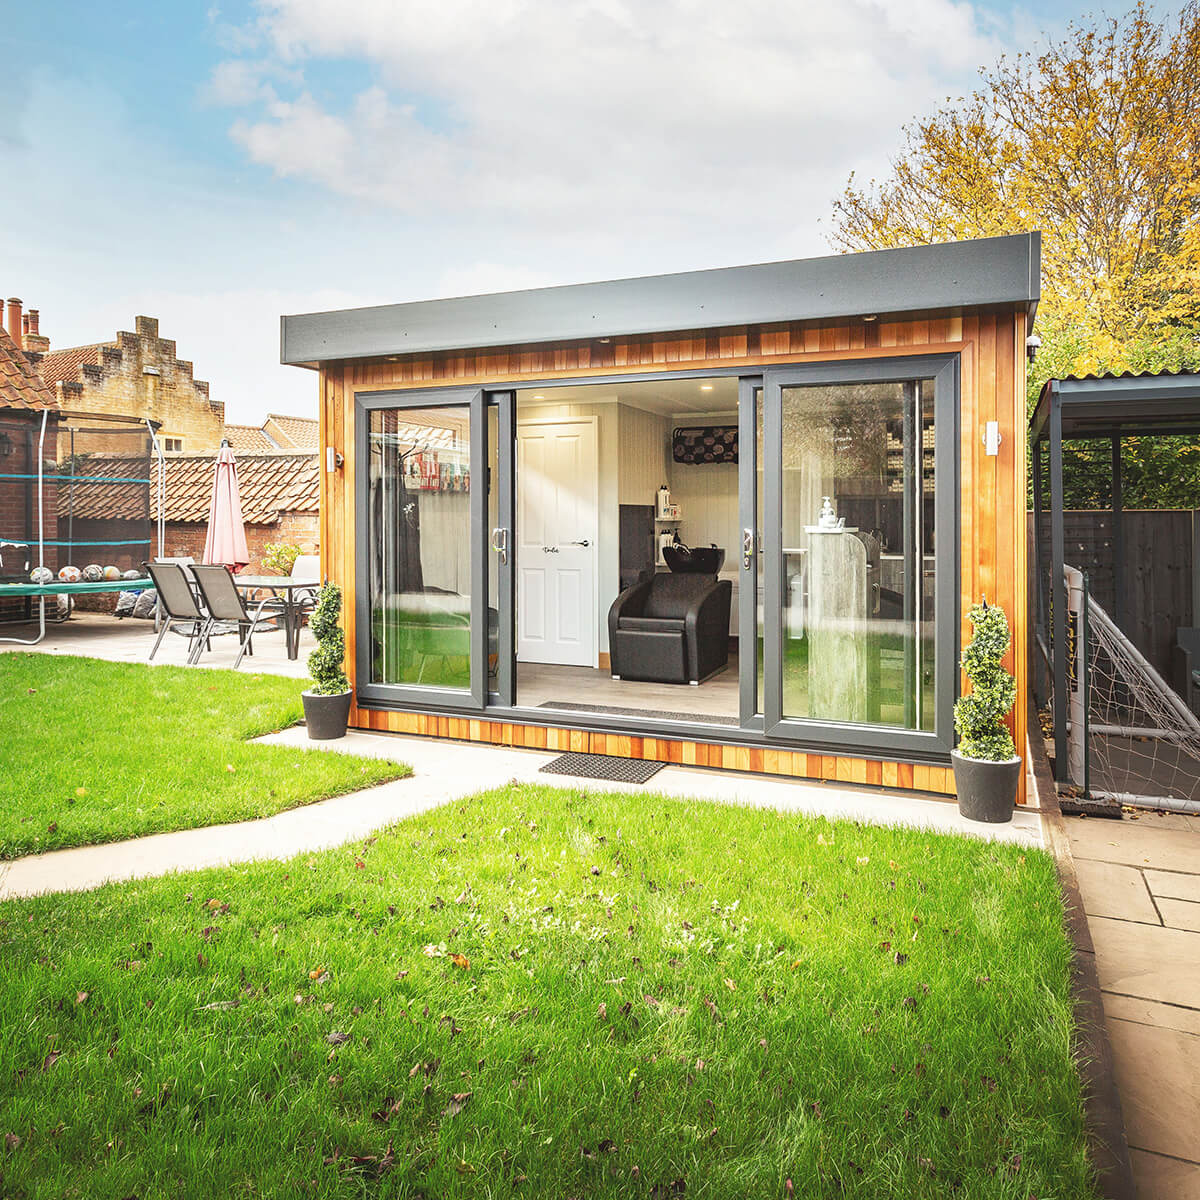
(0, 609), (312, 677)
(1069, 810), (1200, 1199)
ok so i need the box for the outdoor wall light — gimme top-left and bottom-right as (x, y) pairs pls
(1026, 334), (1042, 362)
(325, 447), (344, 473)
(982, 421), (1002, 456)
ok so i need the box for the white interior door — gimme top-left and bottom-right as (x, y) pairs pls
(516, 420), (598, 667)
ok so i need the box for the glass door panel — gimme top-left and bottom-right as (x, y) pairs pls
(357, 389), (486, 709)
(761, 358), (955, 752)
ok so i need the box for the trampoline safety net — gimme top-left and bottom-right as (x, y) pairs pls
(0, 416), (162, 601)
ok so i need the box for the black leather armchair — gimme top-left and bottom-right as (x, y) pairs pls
(608, 572), (732, 684)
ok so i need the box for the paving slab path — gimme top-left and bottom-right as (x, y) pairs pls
(0, 728), (1040, 900)
(1068, 810), (1200, 1200)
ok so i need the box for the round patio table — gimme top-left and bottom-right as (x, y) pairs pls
(232, 576), (319, 661)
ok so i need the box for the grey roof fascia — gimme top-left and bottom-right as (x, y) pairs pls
(281, 233), (1041, 367)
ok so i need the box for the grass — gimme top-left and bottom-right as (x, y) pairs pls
(0, 784), (1096, 1198)
(0, 654), (408, 859)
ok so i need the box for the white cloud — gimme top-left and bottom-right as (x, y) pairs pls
(218, 0), (1007, 244)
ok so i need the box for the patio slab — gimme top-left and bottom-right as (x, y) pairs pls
(1074, 858), (1160, 924)
(1062, 809), (1200, 1198)
(0, 727), (1040, 901)
(1107, 1017), (1200, 1165)
(1128, 1150), (1200, 1200)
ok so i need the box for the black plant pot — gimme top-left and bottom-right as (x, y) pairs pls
(951, 750), (1021, 823)
(302, 689), (352, 741)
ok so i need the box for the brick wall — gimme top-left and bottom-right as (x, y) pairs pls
(163, 513), (320, 574)
(55, 317), (225, 454)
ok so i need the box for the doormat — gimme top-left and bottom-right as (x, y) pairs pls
(539, 752), (665, 784)
(538, 701), (739, 727)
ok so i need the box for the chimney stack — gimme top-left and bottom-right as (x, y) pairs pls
(6, 298), (22, 349)
(22, 308), (49, 354)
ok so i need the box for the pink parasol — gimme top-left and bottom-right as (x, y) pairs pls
(202, 440), (250, 572)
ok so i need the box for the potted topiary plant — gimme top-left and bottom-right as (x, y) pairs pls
(303, 583), (352, 740)
(952, 598), (1021, 823)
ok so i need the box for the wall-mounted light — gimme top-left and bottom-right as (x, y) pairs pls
(325, 447), (344, 473)
(982, 421), (1002, 456)
(1026, 334), (1042, 362)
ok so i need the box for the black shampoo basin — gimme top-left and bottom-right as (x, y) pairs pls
(662, 545), (725, 574)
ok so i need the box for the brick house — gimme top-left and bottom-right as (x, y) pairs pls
(157, 451), (320, 571)
(39, 315), (225, 454)
(73, 450), (320, 576)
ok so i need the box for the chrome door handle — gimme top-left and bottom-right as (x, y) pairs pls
(542, 545), (559, 554)
(742, 528), (754, 570)
(490, 527), (509, 565)
(567, 539), (590, 547)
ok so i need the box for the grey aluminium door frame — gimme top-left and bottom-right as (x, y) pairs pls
(760, 354), (960, 757)
(488, 391), (517, 707)
(354, 386), (488, 711)
(738, 376), (763, 725)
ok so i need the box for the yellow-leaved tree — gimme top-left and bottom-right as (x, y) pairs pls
(831, 2), (1200, 504)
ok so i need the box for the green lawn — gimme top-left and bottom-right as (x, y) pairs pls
(0, 784), (1096, 1198)
(0, 654), (408, 859)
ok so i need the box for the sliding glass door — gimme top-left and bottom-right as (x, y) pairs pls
(759, 357), (958, 754)
(356, 388), (489, 709)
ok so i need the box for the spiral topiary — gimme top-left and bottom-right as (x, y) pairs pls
(307, 583), (349, 696)
(953, 599), (1017, 761)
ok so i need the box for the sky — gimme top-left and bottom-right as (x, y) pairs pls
(0, 0), (1164, 424)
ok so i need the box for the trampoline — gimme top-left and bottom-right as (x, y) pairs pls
(0, 412), (164, 645)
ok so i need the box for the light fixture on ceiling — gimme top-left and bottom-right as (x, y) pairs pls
(532, 394), (545, 400)
(862, 314), (878, 322)
(598, 337), (611, 344)
(700, 385), (714, 392)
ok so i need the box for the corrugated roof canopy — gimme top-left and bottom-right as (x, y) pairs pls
(281, 233), (1041, 367)
(1030, 369), (1200, 441)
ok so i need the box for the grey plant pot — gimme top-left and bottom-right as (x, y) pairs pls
(951, 750), (1021, 824)
(302, 689), (352, 741)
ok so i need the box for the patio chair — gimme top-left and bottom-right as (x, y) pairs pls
(190, 564), (282, 669)
(142, 560), (210, 663)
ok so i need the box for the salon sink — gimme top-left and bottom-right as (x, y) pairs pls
(662, 545), (725, 574)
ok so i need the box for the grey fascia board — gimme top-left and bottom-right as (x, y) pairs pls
(280, 233), (1041, 366)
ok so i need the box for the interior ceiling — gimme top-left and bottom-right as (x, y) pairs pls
(516, 375), (738, 417)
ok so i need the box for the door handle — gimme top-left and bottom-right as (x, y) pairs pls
(542, 545), (559, 554)
(567, 539), (590, 547)
(742, 528), (754, 570)
(490, 527), (509, 565)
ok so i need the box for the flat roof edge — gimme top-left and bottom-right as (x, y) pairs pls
(281, 233), (1040, 367)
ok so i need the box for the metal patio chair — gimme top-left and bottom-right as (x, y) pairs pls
(190, 564), (282, 669)
(143, 560), (210, 663)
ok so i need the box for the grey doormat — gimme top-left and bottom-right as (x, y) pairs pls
(539, 752), (665, 784)
(538, 700), (738, 727)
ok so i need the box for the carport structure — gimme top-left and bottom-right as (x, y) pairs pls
(1030, 369), (1200, 789)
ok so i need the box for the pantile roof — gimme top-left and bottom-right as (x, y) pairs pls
(55, 451), (319, 525)
(265, 412), (319, 450)
(222, 423), (280, 453)
(38, 343), (114, 388)
(0, 326), (58, 412)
